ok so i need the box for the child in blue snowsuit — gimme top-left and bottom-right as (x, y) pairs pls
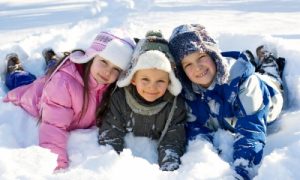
(169, 24), (284, 179)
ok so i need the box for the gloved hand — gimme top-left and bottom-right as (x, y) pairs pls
(234, 165), (250, 180)
(159, 150), (180, 171)
(160, 159), (180, 171)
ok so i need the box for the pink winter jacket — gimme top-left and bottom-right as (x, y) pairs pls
(3, 59), (108, 169)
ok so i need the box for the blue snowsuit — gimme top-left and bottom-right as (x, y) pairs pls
(5, 59), (57, 90)
(169, 24), (283, 179)
(185, 51), (280, 179)
(5, 71), (36, 90)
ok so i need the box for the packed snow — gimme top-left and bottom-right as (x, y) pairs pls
(1, 0), (300, 179)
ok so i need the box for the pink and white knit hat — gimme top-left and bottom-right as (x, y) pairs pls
(70, 29), (135, 70)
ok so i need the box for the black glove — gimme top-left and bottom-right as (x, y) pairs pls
(160, 159), (180, 171)
(159, 150), (180, 171)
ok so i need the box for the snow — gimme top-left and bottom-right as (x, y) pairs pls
(1, 0), (300, 179)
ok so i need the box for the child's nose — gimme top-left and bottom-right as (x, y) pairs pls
(195, 64), (203, 71)
(149, 82), (157, 90)
(104, 68), (112, 76)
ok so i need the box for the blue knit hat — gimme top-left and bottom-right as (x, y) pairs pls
(169, 24), (229, 100)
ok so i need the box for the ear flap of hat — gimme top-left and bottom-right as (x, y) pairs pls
(69, 50), (95, 64)
(168, 68), (182, 96)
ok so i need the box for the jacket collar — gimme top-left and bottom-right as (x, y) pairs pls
(124, 85), (173, 115)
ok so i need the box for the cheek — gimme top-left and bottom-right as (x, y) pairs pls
(208, 61), (217, 73)
(135, 81), (147, 91)
(161, 85), (168, 93)
(184, 68), (194, 79)
(109, 71), (119, 82)
(135, 84), (144, 94)
(157, 83), (168, 92)
(90, 66), (98, 78)
(91, 63), (101, 74)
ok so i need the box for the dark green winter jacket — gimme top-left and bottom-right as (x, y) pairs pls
(98, 85), (187, 168)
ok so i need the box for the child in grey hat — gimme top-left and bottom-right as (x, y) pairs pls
(97, 31), (187, 171)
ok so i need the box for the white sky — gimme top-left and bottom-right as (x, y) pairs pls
(0, 0), (300, 179)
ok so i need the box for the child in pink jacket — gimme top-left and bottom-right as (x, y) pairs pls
(3, 30), (135, 170)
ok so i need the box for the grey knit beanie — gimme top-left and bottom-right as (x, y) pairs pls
(117, 30), (182, 96)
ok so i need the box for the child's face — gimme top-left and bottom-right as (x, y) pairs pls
(90, 55), (122, 84)
(131, 68), (169, 102)
(181, 51), (216, 88)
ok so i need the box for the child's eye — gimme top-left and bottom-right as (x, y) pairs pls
(199, 54), (207, 58)
(157, 80), (167, 83)
(183, 63), (191, 69)
(141, 78), (149, 82)
(100, 60), (107, 65)
(198, 55), (208, 62)
(113, 67), (121, 73)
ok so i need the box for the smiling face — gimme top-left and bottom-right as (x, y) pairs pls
(131, 68), (169, 102)
(90, 55), (122, 84)
(181, 51), (216, 88)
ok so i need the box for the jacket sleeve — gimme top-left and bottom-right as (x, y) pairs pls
(233, 75), (268, 179)
(158, 96), (187, 170)
(39, 75), (74, 169)
(98, 89), (126, 153)
(3, 77), (45, 117)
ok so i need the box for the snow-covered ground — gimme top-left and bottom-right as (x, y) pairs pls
(1, 0), (300, 179)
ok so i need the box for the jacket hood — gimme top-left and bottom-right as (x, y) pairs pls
(169, 24), (229, 100)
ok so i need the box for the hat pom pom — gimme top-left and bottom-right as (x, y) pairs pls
(145, 30), (163, 38)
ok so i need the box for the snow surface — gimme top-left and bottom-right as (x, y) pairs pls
(1, 0), (300, 179)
